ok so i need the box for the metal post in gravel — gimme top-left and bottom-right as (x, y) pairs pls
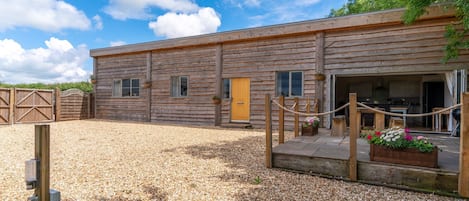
(349, 93), (357, 181)
(460, 92), (469, 197)
(265, 94), (272, 168)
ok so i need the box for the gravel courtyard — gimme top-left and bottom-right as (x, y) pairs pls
(0, 120), (462, 200)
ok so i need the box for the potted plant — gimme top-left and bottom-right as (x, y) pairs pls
(212, 96), (221, 105)
(90, 74), (97, 84)
(143, 80), (152, 88)
(367, 127), (439, 168)
(302, 116), (320, 136)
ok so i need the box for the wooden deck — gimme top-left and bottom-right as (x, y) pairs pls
(272, 129), (460, 195)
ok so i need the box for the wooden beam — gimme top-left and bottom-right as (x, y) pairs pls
(215, 44), (223, 126)
(146, 52), (152, 122)
(459, 92), (469, 197)
(9, 88), (14, 125)
(55, 88), (61, 122)
(294, 97), (299, 137)
(349, 93), (357, 181)
(315, 32), (325, 127)
(265, 94), (272, 168)
(93, 58), (97, 119)
(35, 125), (50, 201)
(279, 95), (285, 144)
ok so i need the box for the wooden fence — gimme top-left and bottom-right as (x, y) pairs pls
(0, 88), (93, 124)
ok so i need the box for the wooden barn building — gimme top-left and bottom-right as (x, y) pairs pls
(90, 5), (468, 131)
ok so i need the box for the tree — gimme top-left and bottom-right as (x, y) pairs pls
(329, 0), (469, 63)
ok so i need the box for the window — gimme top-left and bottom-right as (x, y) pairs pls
(171, 76), (188, 97)
(222, 79), (231, 99)
(112, 78), (140, 97)
(276, 71), (303, 97)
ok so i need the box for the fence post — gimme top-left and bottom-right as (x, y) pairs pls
(306, 97), (311, 114)
(294, 97), (299, 137)
(349, 93), (357, 181)
(55, 88), (61, 122)
(9, 88), (14, 125)
(279, 96), (285, 144)
(460, 92), (469, 197)
(35, 125), (50, 201)
(265, 94), (272, 168)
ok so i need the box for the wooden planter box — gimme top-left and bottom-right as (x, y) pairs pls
(301, 125), (318, 136)
(370, 144), (438, 168)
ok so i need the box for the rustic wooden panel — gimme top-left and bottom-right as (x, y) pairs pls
(14, 89), (53, 123)
(324, 18), (469, 73)
(95, 53), (149, 121)
(222, 34), (317, 129)
(0, 88), (10, 124)
(151, 45), (217, 125)
(59, 89), (90, 121)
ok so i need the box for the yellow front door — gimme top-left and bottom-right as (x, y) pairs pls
(231, 78), (250, 122)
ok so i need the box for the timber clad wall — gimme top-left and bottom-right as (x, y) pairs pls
(59, 89), (91, 121)
(95, 53), (149, 121)
(222, 35), (317, 128)
(324, 18), (469, 75)
(151, 46), (217, 125)
(90, 6), (468, 129)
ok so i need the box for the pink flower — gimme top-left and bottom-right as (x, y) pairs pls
(417, 136), (424, 140)
(404, 128), (410, 133)
(367, 135), (372, 140)
(404, 134), (412, 141)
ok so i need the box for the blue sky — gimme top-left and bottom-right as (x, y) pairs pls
(0, 0), (346, 84)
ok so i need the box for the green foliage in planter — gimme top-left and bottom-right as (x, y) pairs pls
(367, 127), (437, 153)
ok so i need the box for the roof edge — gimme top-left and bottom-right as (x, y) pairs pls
(90, 4), (455, 57)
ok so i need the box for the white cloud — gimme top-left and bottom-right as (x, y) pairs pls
(110, 41), (127, 47)
(0, 0), (91, 32)
(93, 15), (104, 30)
(0, 38), (90, 84)
(148, 7), (221, 38)
(294, 0), (321, 6)
(104, 0), (199, 20)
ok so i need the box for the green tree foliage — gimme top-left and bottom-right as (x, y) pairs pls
(0, 81), (93, 93)
(329, 0), (469, 63)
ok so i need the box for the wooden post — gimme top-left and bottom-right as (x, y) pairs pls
(294, 97), (299, 137)
(146, 52), (152, 122)
(349, 93), (357, 181)
(215, 44), (223, 126)
(459, 92), (469, 197)
(93, 58), (97, 119)
(279, 96), (285, 144)
(54, 88), (61, 122)
(375, 112), (385, 131)
(265, 94), (272, 168)
(9, 88), (14, 125)
(306, 97), (311, 114)
(35, 125), (50, 201)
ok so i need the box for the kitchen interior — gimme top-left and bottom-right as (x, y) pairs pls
(334, 74), (451, 132)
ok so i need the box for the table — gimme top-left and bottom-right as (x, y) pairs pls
(432, 107), (450, 132)
(390, 106), (408, 127)
(356, 107), (385, 133)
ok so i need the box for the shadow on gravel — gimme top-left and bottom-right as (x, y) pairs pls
(89, 185), (168, 201)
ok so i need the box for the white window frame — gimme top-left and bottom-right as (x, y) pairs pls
(171, 76), (189, 97)
(112, 78), (140, 97)
(276, 71), (304, 97)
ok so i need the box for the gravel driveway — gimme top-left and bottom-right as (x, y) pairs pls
(0, 120), (461, 200)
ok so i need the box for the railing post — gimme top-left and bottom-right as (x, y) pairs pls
(265, 94), (272, 168)
(460, 92), (469, 197)
(35, 125), (50, 201)
(279, 96), (285, 144)
(294, 97), (299, 137)
(349, 93), (357, 181)
(306, 97), (311, 114)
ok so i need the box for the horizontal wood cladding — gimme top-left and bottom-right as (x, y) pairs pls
(95, 53), (149, 121)
(324, 18), (469, 74)
(60, 93), (89, 121)
(222, 34), (318, 128)
(151, 46), (217, 125)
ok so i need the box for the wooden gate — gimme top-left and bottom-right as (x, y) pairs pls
(0, 88), (12, 124)
(14, 89), (54, 123)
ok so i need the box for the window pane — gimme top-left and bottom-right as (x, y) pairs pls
(291, 72), (303, 96)
(131, 79), (140, 96)
(223, 79), (230, 99)
(180, 76), (188, 96)
(122, 79), (131, 96)
(277, 72), (289, 96)
(112, 80), (121, 97)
